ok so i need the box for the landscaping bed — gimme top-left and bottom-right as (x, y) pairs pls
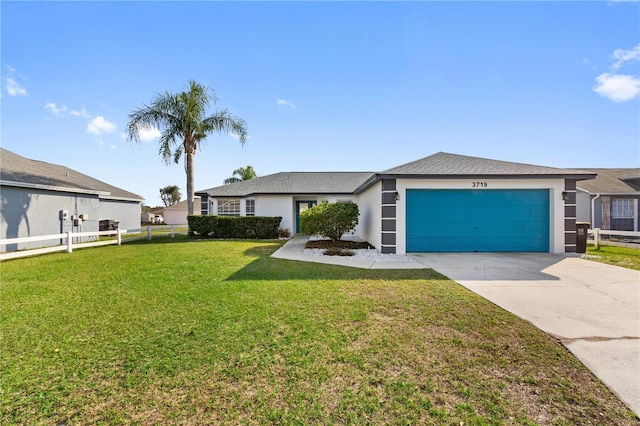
(304, 239), (374, 250)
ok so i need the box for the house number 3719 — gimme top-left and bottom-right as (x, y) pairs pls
(472, 182), (488, 188)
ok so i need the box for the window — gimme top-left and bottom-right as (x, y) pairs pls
(246, 199), (255, 216)
(200, 198), (209, 215)
(218, 199), (240, 216)
(612, 199), (634, 219)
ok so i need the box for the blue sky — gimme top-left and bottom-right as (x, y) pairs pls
(2, 1), (639, 206)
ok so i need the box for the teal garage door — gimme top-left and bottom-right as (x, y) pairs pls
(406, 189), (549, 252)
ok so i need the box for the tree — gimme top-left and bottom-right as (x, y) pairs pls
(159, 185), (181, 207)
(300, 202), (359, 242)
(224, 165), (257, 184)
(126, 80), (248, 217)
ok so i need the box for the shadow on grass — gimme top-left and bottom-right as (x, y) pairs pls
(226, 244), (449, 282)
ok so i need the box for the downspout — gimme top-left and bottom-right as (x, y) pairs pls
(591, 193), (600, 228)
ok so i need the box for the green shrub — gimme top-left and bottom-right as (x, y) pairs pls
(300, 202), (359, 242)
(187, 215), (282, 239)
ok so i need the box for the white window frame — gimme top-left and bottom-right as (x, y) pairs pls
(612, 198), (634, 219)
(218, 199), (241, 216)
(246, 199), (255, 216)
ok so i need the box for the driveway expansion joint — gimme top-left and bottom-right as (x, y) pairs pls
(558, 336), (640, 344)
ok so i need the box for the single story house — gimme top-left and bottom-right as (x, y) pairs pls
(576, 168), (640, 231)
(159, 197), (200, 225)
(196, 152), (596, 254)
(1, 148), (143, 252)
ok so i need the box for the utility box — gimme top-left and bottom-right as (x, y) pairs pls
(576, 222), (590, 253)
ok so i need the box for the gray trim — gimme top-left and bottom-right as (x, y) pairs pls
(382, 179), (396, 191)
(565, 205), (576, 217)
(381, 191), (397, 205)
(381, 246), (396, 254)
(382, 219), (396, 232)
(565, 218), (576, 230)
(382, 206), (396, 218)
(381, 233), (396, 245)
(565, 233), (577, 245)
(565, 179), (577, 190)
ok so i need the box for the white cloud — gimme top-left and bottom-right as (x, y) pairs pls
(4, 66), (27, 96)
(593, 44), (640, 102)
(44, 102), (67, 115)
(136, 124), (161, 141)
(276, 98), (296, 109)
(87, 116), (117, 135)
(611, 44), (640, 71)
(593, 73), (640, 102)
(6, 77), (27, 96)
(70, 107), (91, 118)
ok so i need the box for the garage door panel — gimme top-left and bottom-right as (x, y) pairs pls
(406, 189), (549, 252)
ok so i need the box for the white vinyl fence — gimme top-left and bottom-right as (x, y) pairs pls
(588, 228), (640, 249)
(0, 225), (188, 261)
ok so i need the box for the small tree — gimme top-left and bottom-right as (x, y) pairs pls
(300, 202), (359, 242)
(160, 185), (181, 207)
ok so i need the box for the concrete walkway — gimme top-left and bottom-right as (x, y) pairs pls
(272, 238), (640, 416)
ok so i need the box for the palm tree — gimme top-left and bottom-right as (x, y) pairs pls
(224, 165), (257, 184)
(127, 80), (247, 216)
(159, 185), (181, 207)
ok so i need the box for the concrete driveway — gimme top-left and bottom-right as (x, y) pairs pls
(409, 253), (640, 416)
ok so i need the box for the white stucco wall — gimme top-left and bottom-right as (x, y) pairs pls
(163, 209), (188, 225)
(393, 178), (566, 255)
(357, 181), (382, 249)
(576, 190), (591, 224)
(255, 195), (296, 234)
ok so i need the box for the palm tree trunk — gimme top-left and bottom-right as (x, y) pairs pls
(186, 150), (195, 216)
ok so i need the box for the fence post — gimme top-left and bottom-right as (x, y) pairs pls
(67, 231), (73, 253)
(594, 228), (600, 250)
(117, 228), (122, 245)
(171, 225), (175, 238)
(147, 226), (152, 241)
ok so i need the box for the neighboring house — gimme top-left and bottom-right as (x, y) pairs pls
(160, 197), (200, 225)
(575, 168), (640, 231)
(197, 152), (595, 254)
(1, 148), (143, 252)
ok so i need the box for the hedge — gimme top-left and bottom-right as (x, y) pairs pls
(187, 215), (282, 239)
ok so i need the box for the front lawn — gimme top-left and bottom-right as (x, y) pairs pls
(1, 238), (637, 424)
(585, 244), (640, 270)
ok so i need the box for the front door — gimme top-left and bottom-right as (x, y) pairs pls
(296, 200), (317, 233)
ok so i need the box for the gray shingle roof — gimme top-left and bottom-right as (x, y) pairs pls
(576, 168), (640, 194)
(0, 148), (143, 201)
(197, 172), (376, 197)
(200, 152), (598, 197)
(382, 152), (596, 177)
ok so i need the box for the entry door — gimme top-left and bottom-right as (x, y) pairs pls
(296, 200), (317, 233)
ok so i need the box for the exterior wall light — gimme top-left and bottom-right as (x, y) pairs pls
(562, 191), (569, 201)
(394, 191), (399, 201)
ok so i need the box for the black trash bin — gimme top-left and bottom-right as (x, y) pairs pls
(576, 222), (590, 253)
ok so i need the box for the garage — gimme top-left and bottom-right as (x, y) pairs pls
(406, 189), (549, 252)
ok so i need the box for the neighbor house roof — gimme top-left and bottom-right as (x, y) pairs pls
(576, 168), (640, 194)
(163, 197), (201, 211)
(0, 148), (143, 201)
(197, 172), (375, 197)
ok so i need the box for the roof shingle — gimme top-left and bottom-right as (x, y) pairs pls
(0, 148), (143, 201)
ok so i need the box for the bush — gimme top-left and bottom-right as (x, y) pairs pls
(300, 202), (359, 242)
(187, 215), (282, 239)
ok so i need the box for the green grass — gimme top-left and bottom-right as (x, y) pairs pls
(1, 238), (637, 425)
(586, 244), (640, 270)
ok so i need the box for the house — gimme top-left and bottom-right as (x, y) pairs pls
(160, 197), (200, 225)
(576, 168), (640, 231)
(1, 148), (143, 251)
(196, 152), (595, 254)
